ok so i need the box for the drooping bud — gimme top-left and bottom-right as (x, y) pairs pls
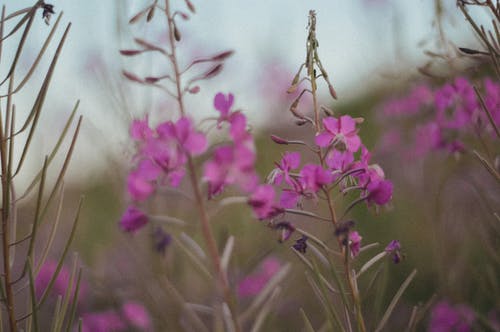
(185, 0), (196, 13)
(188, 86), (200, 94)
(134, 38), (164, 52)
(123, 71), (144, 83)
(270, 135), (289, 145)
(203, 64), (223, 79)
(120, 49), (144, 56)
(174, 25), (181, 41)
(211, 50), (235, 61)
(146, 5), (155, 21)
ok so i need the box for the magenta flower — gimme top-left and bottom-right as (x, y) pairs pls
(349, 231), (362, 257)
(315, 115), (361, 152)
(130, 116), (153, 141)
(325, 149), (354, 176)
(214, 92), (235, 124)
(122, 301), (152, 331)
(35, 260), (87, 304)
(80, 311), (126, 332)
(238, 257), (281, 298)
(119, 206), (149, 233)
(156, 116), (207, 156)
(269, 151), (301, 186)
(203, 143), (258, 197)
(299, 163), (333, 193)
(248, 184), (283, 220)
(365, 178), (393, 206)
(429, 301), (475, 332)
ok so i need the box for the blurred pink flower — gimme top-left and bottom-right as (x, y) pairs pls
(122, 301), (152, 331)
(80, 311), (126, 332)
(429, 301), (475, 332)
(119, 206), (149, 233)
(238, 257), (282, 298)
(35, 260), (87, 304)
(248, 184), (283, 220)
(349, 231), (362, 257)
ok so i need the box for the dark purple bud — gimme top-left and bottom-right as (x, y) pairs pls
(334, 220), (355, 237)
(174, 25), (181, 42)
(152, 227), (172, 254)
(146, 6), (155, 21)
(42, 4), (55, 24)
(385, 240), (403, 264)
(292, 235), (308, 253)
(203, 64), (223, 79)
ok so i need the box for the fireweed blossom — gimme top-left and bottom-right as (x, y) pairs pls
(377, 77), (500, 158)
(237, 257), (282, 298)
(349, 231), (362, 257)
(127, 116), (207, 202)
(315, 115), (362, 152)
(35, 260), (87, 304)
(429, 301), (475, 332)
(119, 205), (149, 233)
(385, 240), (402, 263)
(204, 92), (259, 197)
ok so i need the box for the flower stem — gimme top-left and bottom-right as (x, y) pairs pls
(164, 1), (242, 331)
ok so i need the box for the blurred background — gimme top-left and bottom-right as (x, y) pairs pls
(1, 0), (499, 330)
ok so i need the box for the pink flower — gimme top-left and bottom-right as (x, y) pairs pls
(429, 301), (475, 332)
(80, 311), (126, 332)
(269, 151), (301, 186)
(365, 179), (393, 206)
(203, 143), (258, 197)
(248, 185), (283, 220)
(156, 116), (207, 156)
(315, 115), (361, 152)
(122, 301), (152, 331)
(238, 257), (282, 298)
(325, 149), (354, 176)
(349, 231), (362, 257)
(299, 163), (333, 193)
(119, 206), (149, 233)
(35, 260), (87, 304)
(130, 116), (153, 140)
(214, 92), (235, 123)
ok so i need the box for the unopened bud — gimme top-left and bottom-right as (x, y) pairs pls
(120, 49), (143, 56)
(270, 135), (289, 145)
(185, 0), (196, 13)
(174, 25), (181, 41)
(328, 83), (337, 100)
(122, 70), (143, 83)
(147, 6), (155, 21)
(188, 86), (200, 94)
(211, 50), (234, 61)
(203, 64), (223, 79)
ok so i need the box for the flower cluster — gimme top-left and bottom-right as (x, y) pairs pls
(378, 77), (500, 158)
(119, 115), (207, 233)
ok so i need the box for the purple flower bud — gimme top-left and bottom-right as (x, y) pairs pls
(292, 235), (308, 253)
(119, 206), (149, 233)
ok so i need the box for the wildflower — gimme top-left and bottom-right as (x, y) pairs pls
(214, 92), (235, 124)
(119, 206), (149, 233)
(325, 149), (354, 176)
(203, 143), (258, 197)
(81, 311), (126, 332)
(156, 116), (207, 156)
(122, 301), (152, 331)
(349, 231), (362, 257)
(248, 184), (283, 220)
(35, 260), (87, 304)
(315, 115), (361, 152)
(237, 257), (282, 298)
(365, 178), (393, 206)
(292, 235), (308, 253)
(127, 159), (161, 201)
(299, 163), (333, 193)
(268, 151), (301, 186)
(130, 116), (153, 140)
(429, 301), (475, 332)
(385, 240), (402, 263)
